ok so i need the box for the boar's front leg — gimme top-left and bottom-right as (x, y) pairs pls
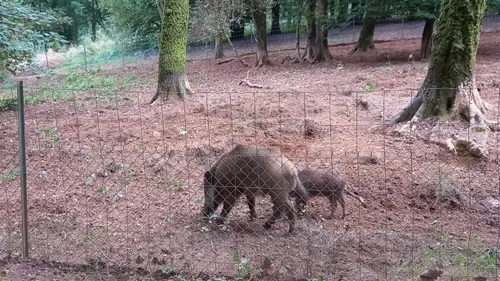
(217, 188), (244, 224)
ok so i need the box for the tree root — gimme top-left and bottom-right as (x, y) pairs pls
(281, 56), (301, 65)
(348, 43), (375, 55)
(151, 72), (194, 104)
(429, 124), (490, 158)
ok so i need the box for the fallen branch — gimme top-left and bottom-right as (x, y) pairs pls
(239, 80), (263, 89)
(234, 50), (249, 66)
(216, 58), (235, 65)
(239, 70), (264, 89)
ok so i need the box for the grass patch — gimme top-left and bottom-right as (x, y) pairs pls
(8, 69), (148, 105)
(63, 69), (118, 91)
(58, 37), (136, 71)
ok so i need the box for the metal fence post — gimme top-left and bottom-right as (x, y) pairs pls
(17, 81), (29, 259)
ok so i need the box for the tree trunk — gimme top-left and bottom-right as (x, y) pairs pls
(214, 33), (224, 59)
(391, 0), (488, 124)
(271, 0), (281, 35)
(91, 14), (97, 42)
(152, 0), (194, 103)
(156, 0), (164, 22)
(312, 0), (332, 62)
(304, 0), (316, 60)
(251, 0), (270, 67)
(294, 0), (304, 61)
(420, 18), (435, 60)
(349, 16), (376, 54)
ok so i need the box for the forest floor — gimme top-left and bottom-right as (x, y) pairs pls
(1, 31), (500, 281)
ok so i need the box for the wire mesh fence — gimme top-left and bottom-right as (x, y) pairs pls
(1, 85), (500, 280)
(32, 14), (500, 73)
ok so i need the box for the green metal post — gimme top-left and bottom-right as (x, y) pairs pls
(17, 81), (29, 258)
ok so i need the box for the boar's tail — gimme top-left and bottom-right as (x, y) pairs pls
(294, 177), (310, 202)
(344, 183), (367, 207)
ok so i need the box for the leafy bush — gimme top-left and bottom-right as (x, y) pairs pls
(0, 1), (68, 75)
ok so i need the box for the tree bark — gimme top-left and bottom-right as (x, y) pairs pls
(314, 0), (332, 62)
(251, 0), (270, 67)
(304, 0), (316, 60)
(420, 18), (435, 60)
(213, 0), (224, 59)
(391, 0), (488, 124)
(294, 0), (304, 61)
(214, 33), (224, 59)
(349, 16), (376, 54)
(271, 0), (281, 35)
(152, 0), (194, 103)
(156, 0), (164, 22)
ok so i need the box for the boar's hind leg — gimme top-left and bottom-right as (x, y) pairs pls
(328, 194), (337, 219)
(332, 191), (346, 219)
(245, 192), (257, 220)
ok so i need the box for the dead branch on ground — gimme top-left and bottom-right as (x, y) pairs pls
(239, 70), (263, 89)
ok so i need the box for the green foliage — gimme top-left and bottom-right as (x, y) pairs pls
(22, 0), (107, 43)
(398, 0), (441, 20)
(0, 97), (17, 111)
(188, 0), (247, 44)
(64, 69), (117, 90)
(233, 249), (251, 277)
(100, 0), (160, 50)
(486, 0), (500, 13)
(161, 264), (176, 276)
(0, 1), (68, 74)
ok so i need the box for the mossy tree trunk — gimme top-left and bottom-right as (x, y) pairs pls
(151, 0), (194, 103)
(349, 15), (376, 54)
(420, 18), (435, 59)
(271, 0), (281, 35)
(251, 0), (270, 67)
(391, 0), (488, 124)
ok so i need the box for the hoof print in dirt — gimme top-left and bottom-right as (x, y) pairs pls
(418, 184), (465, 210)
(419, 269), (443, 281)
(358, 155), (380, 165)
(301, 118), (322, 138)
(356, 98), (369, 110)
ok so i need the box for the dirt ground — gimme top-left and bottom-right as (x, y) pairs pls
(1, 32), (500, 281)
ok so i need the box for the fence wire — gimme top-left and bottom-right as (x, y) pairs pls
(1, 86), (500, 280)
(32, 14), (500, 73)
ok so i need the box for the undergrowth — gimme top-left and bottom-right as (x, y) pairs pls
(395, 220), (498, 280)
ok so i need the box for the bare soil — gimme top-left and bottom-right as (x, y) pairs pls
(1, 32), (500, 280)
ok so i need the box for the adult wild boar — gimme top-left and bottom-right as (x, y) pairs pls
(202, 144), (309, 234)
